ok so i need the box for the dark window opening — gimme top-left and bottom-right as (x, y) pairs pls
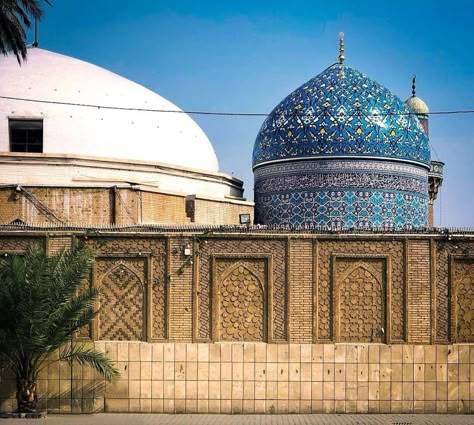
(9, 120), (43, 153)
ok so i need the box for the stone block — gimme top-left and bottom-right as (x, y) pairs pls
(163, 345), (175, 362)
(174, 381), (185, 399)
(243, 381), (254, 400)
(220, 381), (232, 399)
(402, 382), (414, 400)
(198, 362), (209, 381)
(105, 398), (128, 413)
(267, 382), (278, 399)
(312, 345), (323, 362)
(289, 364), (300, 381)
(197, 399), (208, 413)
(243, 344), (255, 362)
(186, 362), (197, 380)
(209, 381), (220, 399)
(152, 380), (163, 399)
(140, 398), (151, 413)
(368, 381), (379, 400)
(197, 381), (208, 399)
(208, 399), (220, 413)
(185, 381), (196, 399)
(277, 381), (288, 399)
(163, 381), (174, 399)
(152, 344), (164, 362)
(277, 345), (289, 362)
(141, 362), (151, 380)
(209, 344), (220, 362)
(151, 399), (163, 413)
(334, 381), (345, 400)
(424, 345), (436, 363)
(220, 399), (231, 413)
(186, 344), (197, 362)
(209, 363), (221, 381)
(244, 363), (254, 381)
(174, 343), (186, 362)
(128, 362), (140, 380)
(403, 363), (414, 381)
(198, 344), (209, 362)
(140, 343), (152, 362)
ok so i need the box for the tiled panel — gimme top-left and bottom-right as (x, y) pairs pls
(2, 343), (472, 414)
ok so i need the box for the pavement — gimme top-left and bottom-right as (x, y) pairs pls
(1, 414), (473, 425)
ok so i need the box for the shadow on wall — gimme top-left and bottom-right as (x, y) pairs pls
(0, 363), (106, 413)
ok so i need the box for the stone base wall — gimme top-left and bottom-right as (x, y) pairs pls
(1, 342), (472, 414)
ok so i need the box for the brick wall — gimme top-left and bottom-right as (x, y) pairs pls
(407, 239), (431, 344)
(289, 239), (313, 343)
(141, 192), (189, 224)
(0, 231), (473, 414)
(0, 187), (252, 226)
(168, 237), (194, 340)
(193, 198), (254, 225)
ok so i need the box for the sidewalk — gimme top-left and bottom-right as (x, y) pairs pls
(2, 414), (473, 425)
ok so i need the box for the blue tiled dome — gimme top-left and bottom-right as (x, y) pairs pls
(253, 62), (431, 230)
(253, 64), (431, 169)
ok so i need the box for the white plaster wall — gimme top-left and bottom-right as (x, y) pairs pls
(0, 154), (246, 199)
(0, 48), (219, 173)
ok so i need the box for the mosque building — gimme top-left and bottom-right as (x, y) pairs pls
(253, 36), (443, 230)
(0, 48), (253, 227)
(0, 37), (472, 415)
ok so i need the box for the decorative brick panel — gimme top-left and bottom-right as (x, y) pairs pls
(95, 258), (146, 341)
(435, 241), (474, 342)
(88, 237), (167, 340)
(213, 258), (267, 342)
(317, 241), (404, 342)
(0, 236), (44, 252)
(451, 258), (474, 342)
(197, 238), (287, 341)
(334, 258), (386, 343)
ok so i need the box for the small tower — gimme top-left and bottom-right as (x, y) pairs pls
(405, 76), (444, 227)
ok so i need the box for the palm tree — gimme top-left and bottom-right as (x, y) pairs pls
(0, 0), (52, 64)
(0, 243), (119, 413)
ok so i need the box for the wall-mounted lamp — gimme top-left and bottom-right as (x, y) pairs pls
(239, 213), (251, 225)
(184, 244), (192, 256)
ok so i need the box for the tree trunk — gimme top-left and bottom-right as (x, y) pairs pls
(16, 377), (38, 413)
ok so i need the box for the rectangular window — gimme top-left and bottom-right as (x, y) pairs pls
(9, 119), (43, 153)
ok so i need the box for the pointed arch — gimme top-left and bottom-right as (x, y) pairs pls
(97, 260), (145, 341)
(220, 261), (265, 293)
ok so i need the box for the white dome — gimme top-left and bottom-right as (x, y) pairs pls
(405, 96), (429, 115)
(0, 48), (219, 172)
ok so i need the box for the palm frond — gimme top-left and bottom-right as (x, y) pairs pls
(59, 344), (120, 382)
(0, 0), (53, 63)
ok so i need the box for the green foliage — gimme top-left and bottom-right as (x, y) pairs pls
(0, 243), (119, 384)
(0, 0), (52, 64)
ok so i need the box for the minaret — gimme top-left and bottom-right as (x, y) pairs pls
(405, 76), (444, 227)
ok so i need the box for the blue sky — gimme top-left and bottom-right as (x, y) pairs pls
(31, 0), (473, 226)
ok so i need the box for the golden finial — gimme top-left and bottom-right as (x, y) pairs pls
(338, 32), (345, 64)
(411, 75), (416, 97)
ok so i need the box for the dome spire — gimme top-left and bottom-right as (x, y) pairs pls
(338, 32), (345, 64)
(412, 74), (416, 97)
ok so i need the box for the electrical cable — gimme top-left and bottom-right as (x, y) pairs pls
(1, 95), (473, 118)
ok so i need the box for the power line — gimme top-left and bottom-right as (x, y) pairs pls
(1, 95), (474, 118)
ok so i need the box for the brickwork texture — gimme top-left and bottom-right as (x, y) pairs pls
(0, 232), (472, 414)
